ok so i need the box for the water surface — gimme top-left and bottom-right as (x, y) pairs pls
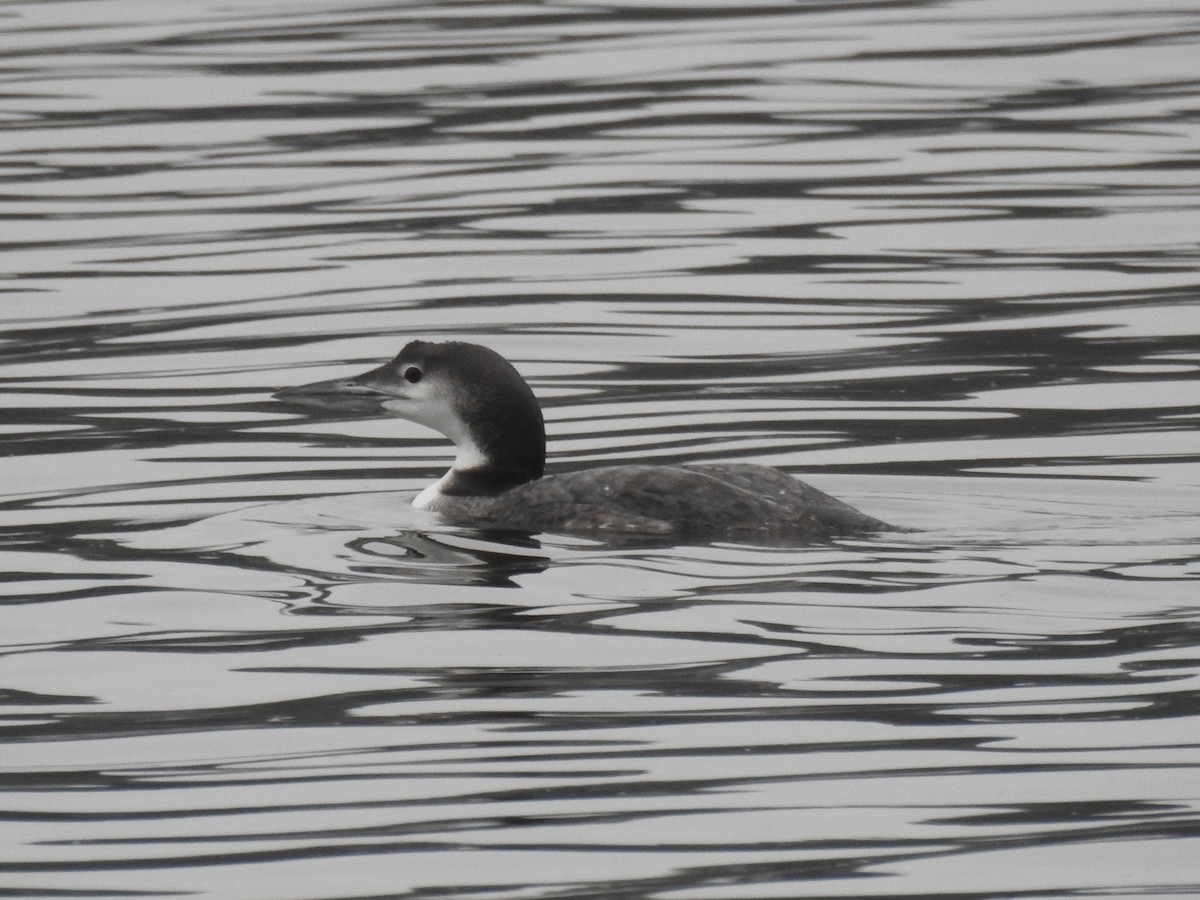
(2, 1), (1200, 897)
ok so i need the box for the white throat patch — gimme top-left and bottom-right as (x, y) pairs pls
(412, 478), (446, 510)
(411, 439), (489, 511)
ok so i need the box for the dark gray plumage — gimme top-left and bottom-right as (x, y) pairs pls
(428, 464), (889, 540)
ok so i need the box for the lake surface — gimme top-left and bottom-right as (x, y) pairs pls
(3, 0), (1200, 897)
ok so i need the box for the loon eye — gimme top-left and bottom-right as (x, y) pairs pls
(403, 366), (422, 384)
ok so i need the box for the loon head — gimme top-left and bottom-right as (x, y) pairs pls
(275, 340), (546, 504)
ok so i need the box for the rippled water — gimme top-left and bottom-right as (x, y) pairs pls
(3, 1), (1200, 897)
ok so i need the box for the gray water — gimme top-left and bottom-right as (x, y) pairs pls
(3, 1), (1200, 897)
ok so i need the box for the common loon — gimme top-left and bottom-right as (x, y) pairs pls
(274, 340), (896, 541)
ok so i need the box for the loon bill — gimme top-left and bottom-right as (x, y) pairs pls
(274, 340), (899, 542)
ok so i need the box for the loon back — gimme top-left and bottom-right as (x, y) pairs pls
(427, 463), (891, 540)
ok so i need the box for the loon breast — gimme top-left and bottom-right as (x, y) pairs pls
(274, 340), (899, 543)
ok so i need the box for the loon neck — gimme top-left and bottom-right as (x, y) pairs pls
(429, 347), (546, 500)
(413, 424), (544, 510)
(413, 465), (532, 509)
